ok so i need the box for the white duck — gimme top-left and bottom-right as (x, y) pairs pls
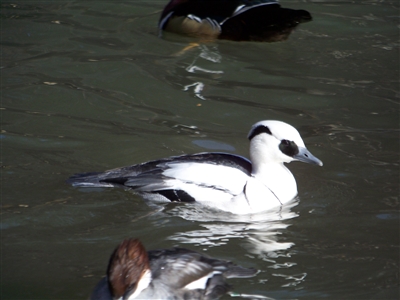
(68, 120), (323, 214)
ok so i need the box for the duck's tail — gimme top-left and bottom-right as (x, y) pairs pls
(67, 172), (116, 188)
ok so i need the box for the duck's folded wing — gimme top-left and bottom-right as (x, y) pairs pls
(198, 255), (258, 278)
(150, 251), (216, 289)
(149, 248), (258, 279)
(148, 247), (257, 298)
(68, 153), (252, 194)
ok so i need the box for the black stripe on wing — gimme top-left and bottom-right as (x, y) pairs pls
(153, 189), (196, 202)
(68, 152), (252, 188)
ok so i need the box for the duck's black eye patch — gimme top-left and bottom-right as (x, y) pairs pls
(248, 125), (272, 140)
(279, 139), (299, 157)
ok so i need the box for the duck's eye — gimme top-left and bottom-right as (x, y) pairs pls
(279, 140), (299, 157)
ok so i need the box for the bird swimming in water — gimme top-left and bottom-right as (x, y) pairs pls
(158, 0), (312, 42)
(90, 238), (258, 300)
(68, 120), (323, 214)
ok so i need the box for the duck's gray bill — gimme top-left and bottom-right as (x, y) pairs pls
(294, 147), (323, 166)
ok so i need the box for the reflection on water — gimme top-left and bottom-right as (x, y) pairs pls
(161, 199), (299, 255)
(151, 199), (306, 292)
(182, 44), (224, 100)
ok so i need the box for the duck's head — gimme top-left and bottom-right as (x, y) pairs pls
(248, 120), (323, 169)
(107, 239), (152, 300)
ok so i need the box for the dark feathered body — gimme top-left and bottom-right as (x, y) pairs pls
(159, 0), (312, 42)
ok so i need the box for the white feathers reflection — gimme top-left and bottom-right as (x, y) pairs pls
(146, 196), (304, 293)
(181, 44), (224, 100)
(273, 272), (307, 288)
(162, 198), (299, 255)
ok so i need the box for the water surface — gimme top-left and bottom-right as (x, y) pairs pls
(1, 1), (399, 299)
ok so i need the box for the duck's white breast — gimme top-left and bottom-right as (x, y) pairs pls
(163, 162), (249, 196)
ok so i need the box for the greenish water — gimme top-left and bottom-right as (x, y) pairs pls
(1, 1), (399, 299)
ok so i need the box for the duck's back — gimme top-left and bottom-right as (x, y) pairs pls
(159, 0), (312, 41)
(140, 247), (257, 299)
(68, 153), (252, 199)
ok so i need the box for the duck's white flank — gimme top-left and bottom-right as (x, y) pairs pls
(68, 120), (323, 214)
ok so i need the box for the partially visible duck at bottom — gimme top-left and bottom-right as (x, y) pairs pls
(68, 120), (323, 214)
(158, 0), (312, 42)
(90, 238), (258, 300)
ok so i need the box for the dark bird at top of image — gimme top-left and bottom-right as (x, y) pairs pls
(158, 0), (312, 42)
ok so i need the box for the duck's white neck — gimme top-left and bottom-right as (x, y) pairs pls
(252, 162), (297, 201)
(249, 136), (298, 202)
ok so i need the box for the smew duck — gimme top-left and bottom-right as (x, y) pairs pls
(68, 120), (323, 214)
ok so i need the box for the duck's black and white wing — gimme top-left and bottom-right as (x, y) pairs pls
(68, 153), (252, 203)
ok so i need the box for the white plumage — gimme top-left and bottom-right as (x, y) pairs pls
(68, 120), (323, 214)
